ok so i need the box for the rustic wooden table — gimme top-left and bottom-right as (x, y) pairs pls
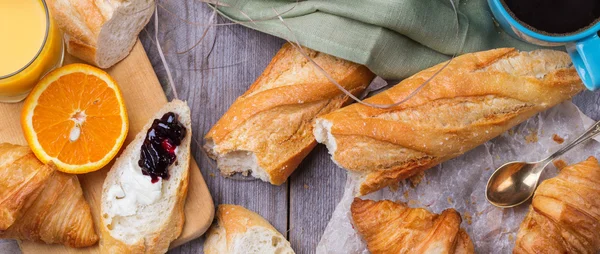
(3, 1), (600, 254)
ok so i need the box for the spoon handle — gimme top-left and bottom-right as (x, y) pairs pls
(544, 120), (600, 162)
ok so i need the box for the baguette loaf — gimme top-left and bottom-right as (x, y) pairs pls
(205, 43), (374, 185)
(47, 0), (155, 68)
(100, 100), (191, 253)
(204, 204), (294, 254)
(314, 48), (584, 196)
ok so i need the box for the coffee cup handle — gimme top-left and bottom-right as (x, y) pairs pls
(567, 33), (600, 91)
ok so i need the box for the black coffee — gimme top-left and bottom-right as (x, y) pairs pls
(502, 0), (600, 35)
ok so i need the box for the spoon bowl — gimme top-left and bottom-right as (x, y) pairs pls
(485, 161), (549, 208)
(485, 120), (600, 208)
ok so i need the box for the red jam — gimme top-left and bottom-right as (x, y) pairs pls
(139, 112), (186, 183)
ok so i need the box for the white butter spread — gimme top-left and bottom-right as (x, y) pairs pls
(107, 159), (162, 217)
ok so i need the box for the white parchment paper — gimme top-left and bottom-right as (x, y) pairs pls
(317, 101), (599, 254)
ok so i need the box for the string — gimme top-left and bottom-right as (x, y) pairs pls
(176, 3), (218, 54)
(151, 1), (256, 180)
(152, 0), (465, 180)
(154, 5), (179, 100)
(153, 0), (463, 106)
(155, 0), (302, 56)
(272, 0), (464, 109)
(157, 1), (299, 27)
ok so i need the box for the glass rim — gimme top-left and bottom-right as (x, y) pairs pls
(0, 0), (50, 79)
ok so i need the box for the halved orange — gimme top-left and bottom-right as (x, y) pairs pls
(21, 63), (129, 174)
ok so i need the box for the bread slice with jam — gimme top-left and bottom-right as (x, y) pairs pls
(100, 100), (191, 253)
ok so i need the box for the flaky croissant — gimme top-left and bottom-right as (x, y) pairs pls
(351, 198), (474, 254)
(515, 156), (600, 253)
(0, 143), (98, 248)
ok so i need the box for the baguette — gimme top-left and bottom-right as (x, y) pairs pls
(314, 48), (583, 196)
(205, 43), (374, 185)
(47, 0), (155, 68)
(100, 100), (191, 253)
(204, 204), (294, 254)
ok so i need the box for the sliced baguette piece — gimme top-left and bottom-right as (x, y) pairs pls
(204, 43), (375, 185)
(314, 48), (584, 196)
(47, 0), (155, 68)
(100, 100), (191, 253)
(204, 204), (295, 254)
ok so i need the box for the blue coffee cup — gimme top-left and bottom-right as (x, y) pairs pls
(488, 0), (600, 90)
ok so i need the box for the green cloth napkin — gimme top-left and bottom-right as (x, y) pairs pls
(210, 0), (539, 80)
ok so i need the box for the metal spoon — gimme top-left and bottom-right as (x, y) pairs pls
(486, 120), (600, 208)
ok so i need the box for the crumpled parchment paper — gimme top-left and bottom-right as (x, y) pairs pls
(317, 101), (599, 254)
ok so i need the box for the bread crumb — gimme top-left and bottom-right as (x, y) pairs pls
(209, 173), (215, 177)
(484, 167), (490, 171)
(476, 211), (483, 216)
(464, 212), (472, 225)
(409, 172), (425, 187)
(403, 191), (409, 199)
(525, 130), (538, 143)
(552, 134), (565, 144)
(553, 159), (568, 170)
(447, 197), (454, 204)
(303, 184), (309, 189)
(508, 234), (514, 241)
(408, 200), (420, 206)
(508, 129), (515, 136)
(389, 182), (400, 192)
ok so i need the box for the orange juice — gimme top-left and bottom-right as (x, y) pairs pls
(0, 0), (63, 103)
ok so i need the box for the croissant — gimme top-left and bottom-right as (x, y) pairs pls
(514, 156), (600, 253)
(351, 198), (474, 254)
(0, 143), (98, 248)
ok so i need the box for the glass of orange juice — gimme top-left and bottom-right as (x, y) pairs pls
(0, 0), (64, 103)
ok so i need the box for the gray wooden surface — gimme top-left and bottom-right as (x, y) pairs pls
(3, 1), (600, 254)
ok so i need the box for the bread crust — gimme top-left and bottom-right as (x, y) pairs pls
(47, 0), (101, 46)
(99, 100), (190, 254)
(46, 0), (155, 68)
(204, 204), (293, 254)
(351, 198), (474, 254)
(205, 43), (375, 185)
(66, 36), (98, 66)
(217, 205), (279, 240)
(316, 48), (584, 195)
(515, 157), (600, 253)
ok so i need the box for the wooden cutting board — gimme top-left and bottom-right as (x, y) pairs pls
(0, 40), (215, 253)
